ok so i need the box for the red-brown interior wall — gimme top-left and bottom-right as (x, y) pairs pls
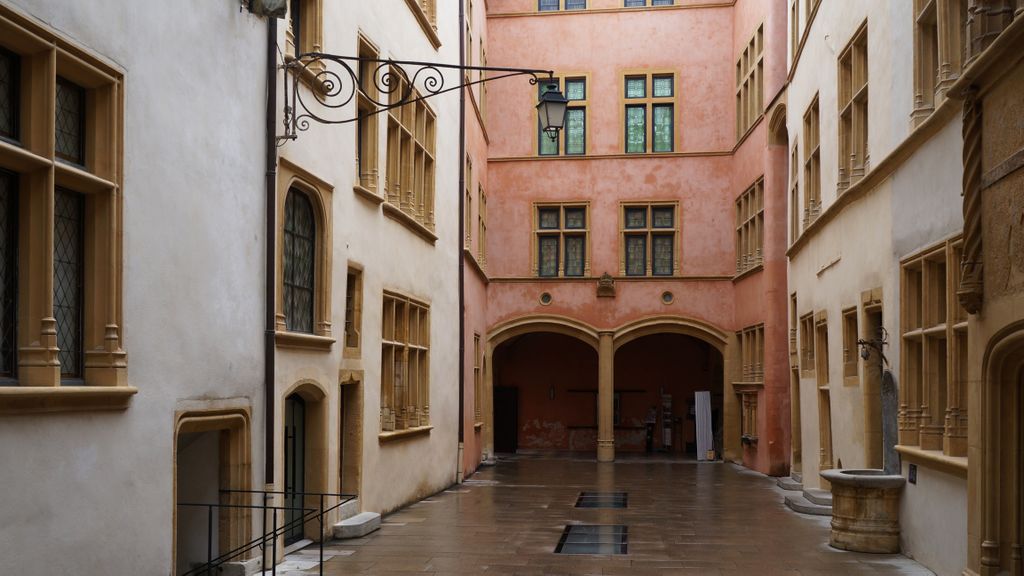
(613, 334), (722, 453)
(494, 332), (722, 454)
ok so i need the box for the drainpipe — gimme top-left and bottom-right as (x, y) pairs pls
(264, 16), (278, 487)
(456, 0), (467, 484)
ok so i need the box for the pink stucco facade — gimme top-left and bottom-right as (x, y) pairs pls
(463, 0), (790, 476)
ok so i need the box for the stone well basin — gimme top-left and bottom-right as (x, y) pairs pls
(820, 469), (906, 554)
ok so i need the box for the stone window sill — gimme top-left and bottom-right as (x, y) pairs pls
(401, 0), (441, 49)
(732, 263), (764, 283)
(275, 331), (335, 351)
(353, 184), (384, 206)
(379, 425), (433, 443)
(383, 203), (437, 244)
(0, 386), (137, 415)
(895, 444), (968, 478)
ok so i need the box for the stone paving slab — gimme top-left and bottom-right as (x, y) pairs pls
(292, 456), (934, 575)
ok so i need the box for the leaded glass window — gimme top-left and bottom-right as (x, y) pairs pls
(564, 235), (584, 277)
(55, 78), (85, 165)
(625, 0), (646, 5)
(566, 108), (585, 155)
(565, 0), (586, 9)
(54, 188), (83, 379)
(622, 204), (677, 276)
(538, 236), (559, 277)
(653, 235), (674, 275)
(626, 106), (646, 153)
(290, 0), (303, 52)
(0, 170), (16, 379)
(652, 206), (674, 228)
(653, 75), (673, 97)
(652, 0), (674, 4)
(653, 104), (674, 152)
(536, 204), (588, 278)
(539, 0), (560, 11)
(565, 207), (585, 229)
(539, 207), (560, 229)
(284, 189), (316, 334)
(565, 79), (586, 101)
(625, 235), (646, 276)
(625, 207), (646, 228)
(625, 77), (646, 99)
(0, 48), (18, 142)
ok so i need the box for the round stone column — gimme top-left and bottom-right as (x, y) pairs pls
(597, 331), (615, 462)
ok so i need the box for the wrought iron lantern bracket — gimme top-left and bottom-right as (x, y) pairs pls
(278, 52), (555, 144)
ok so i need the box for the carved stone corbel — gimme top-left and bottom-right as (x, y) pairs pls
(958, 88), (984, 314)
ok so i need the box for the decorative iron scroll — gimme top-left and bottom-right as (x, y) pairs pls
(280, 52), (553, 142)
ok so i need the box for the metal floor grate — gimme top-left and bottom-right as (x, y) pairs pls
(554, 524), (628, 555)
(574, 491), (628, 509)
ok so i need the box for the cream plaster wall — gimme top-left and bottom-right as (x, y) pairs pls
(275, 0), (463, 516)
(900, 462), (968, 576)
(0, 1), (268, 574)
(786, 1), (966, 574)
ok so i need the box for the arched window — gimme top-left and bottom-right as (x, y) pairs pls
(284, 188), (315, 334)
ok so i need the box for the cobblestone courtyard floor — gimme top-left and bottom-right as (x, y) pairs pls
(290, 455), (933, 575)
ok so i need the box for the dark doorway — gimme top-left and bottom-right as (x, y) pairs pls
(284, 394), (306, 545)
(494, 386), (518, 453)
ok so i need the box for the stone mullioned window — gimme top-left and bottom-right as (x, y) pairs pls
(380, 292), (430, 433)
(0, 7), (131, 412)
(735, 178), (764, 275)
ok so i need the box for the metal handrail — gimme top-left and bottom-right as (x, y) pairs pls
(177, 489), (358, 576)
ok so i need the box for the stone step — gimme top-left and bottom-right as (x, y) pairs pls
(784, 493), (832, 516)
(791, 472), (803, 483)
(338, 497), (360, 521)
(803, 488), (833, 506)
(776, 476), (803, 491)
(332, 511), (381, 539)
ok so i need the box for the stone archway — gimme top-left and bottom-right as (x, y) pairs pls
(975, 321), (1024, 575)
(613, 316), (735, 461)
(484, 315), (601, 459)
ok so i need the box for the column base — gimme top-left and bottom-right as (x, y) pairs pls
(597, 439), (615, 462)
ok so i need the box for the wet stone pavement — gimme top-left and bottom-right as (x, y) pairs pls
(299, 455), (934, 575)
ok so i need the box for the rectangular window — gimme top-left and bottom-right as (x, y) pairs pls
(534, 204), (589, 278)
(385, 68), (436, 230)
(803, 95), (821, 226)
(790, 145), (800, 243)
(54, 188), (84, 380)
(473, 334), (482, 422)
(539, 0), (560, 10)
(842, 307), (858, 379)
(912, 0), (967, 123)
(790, 1), (799, 66)
(380, 293), (430, 433)
(814, 314), (829, 385)
(0, 48), (18, 142)
(735, 178), (764, 274)
(739, 324), (766, 383)
(0, 170), (16, 379)
(0, 10), (128, 400)
(55, 78), (85, 166)
(838, 23), (868, 192)
(625, 0), (646, 5)
(736, 24), (764, 138)
(900, 238), (968, 456)
(465, 156), (473, 248)
(356, 37), (379, 194)
(799, 312), (815, 376)
(477, 184), (487, 266)
(620, 203), (678, 276)
(652, 0), (674, 4)
(623, 73), (675, 153)
(565, 0), (586, 9)
(344, 269), (363, 352)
